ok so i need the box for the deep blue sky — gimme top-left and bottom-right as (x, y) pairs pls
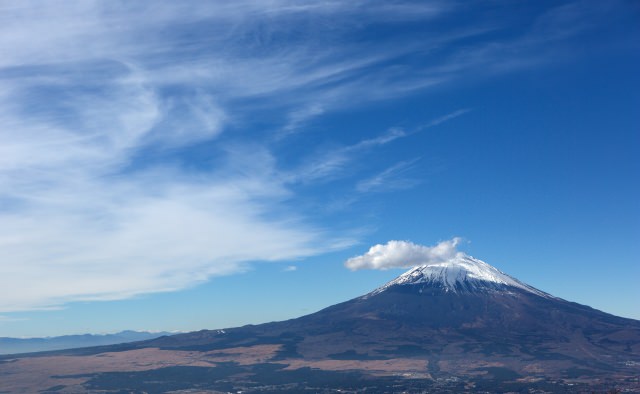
(0, 1), (638, 337)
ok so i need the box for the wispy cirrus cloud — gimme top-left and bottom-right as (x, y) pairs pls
(0, 1), (618, 313)
(356, 159), (421, 193)
(0, 315), (27, 324)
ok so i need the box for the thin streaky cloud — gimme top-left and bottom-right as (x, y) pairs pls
(356, 159), (421, 194)
(0, 316), (27, 323)
(419, 109), (472, 130)
(284, 128), (407, 184)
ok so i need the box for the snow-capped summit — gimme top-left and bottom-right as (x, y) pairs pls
(369, 254), (550, 298)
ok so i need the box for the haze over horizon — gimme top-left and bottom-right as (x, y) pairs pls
(0, 0), (638, 338)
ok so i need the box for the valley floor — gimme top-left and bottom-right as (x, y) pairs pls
(0, 344), (637, 393)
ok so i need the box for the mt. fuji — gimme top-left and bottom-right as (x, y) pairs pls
(2, 256), (639, 392)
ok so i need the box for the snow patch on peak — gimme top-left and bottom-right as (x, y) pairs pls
(369, 254), (550, 298)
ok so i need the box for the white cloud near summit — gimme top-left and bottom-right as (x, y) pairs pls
(345, 238), (463, 270)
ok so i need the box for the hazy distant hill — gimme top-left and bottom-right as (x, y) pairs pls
(0, 330), (171, 354)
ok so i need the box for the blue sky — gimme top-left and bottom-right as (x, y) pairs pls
(0, 1), (638, 337)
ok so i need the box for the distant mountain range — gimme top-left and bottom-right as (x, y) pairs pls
(0, 330), (171, 355)
(1, 255), (639, 393)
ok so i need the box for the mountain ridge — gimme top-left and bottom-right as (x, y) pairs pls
(0, 330), (172, 355)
